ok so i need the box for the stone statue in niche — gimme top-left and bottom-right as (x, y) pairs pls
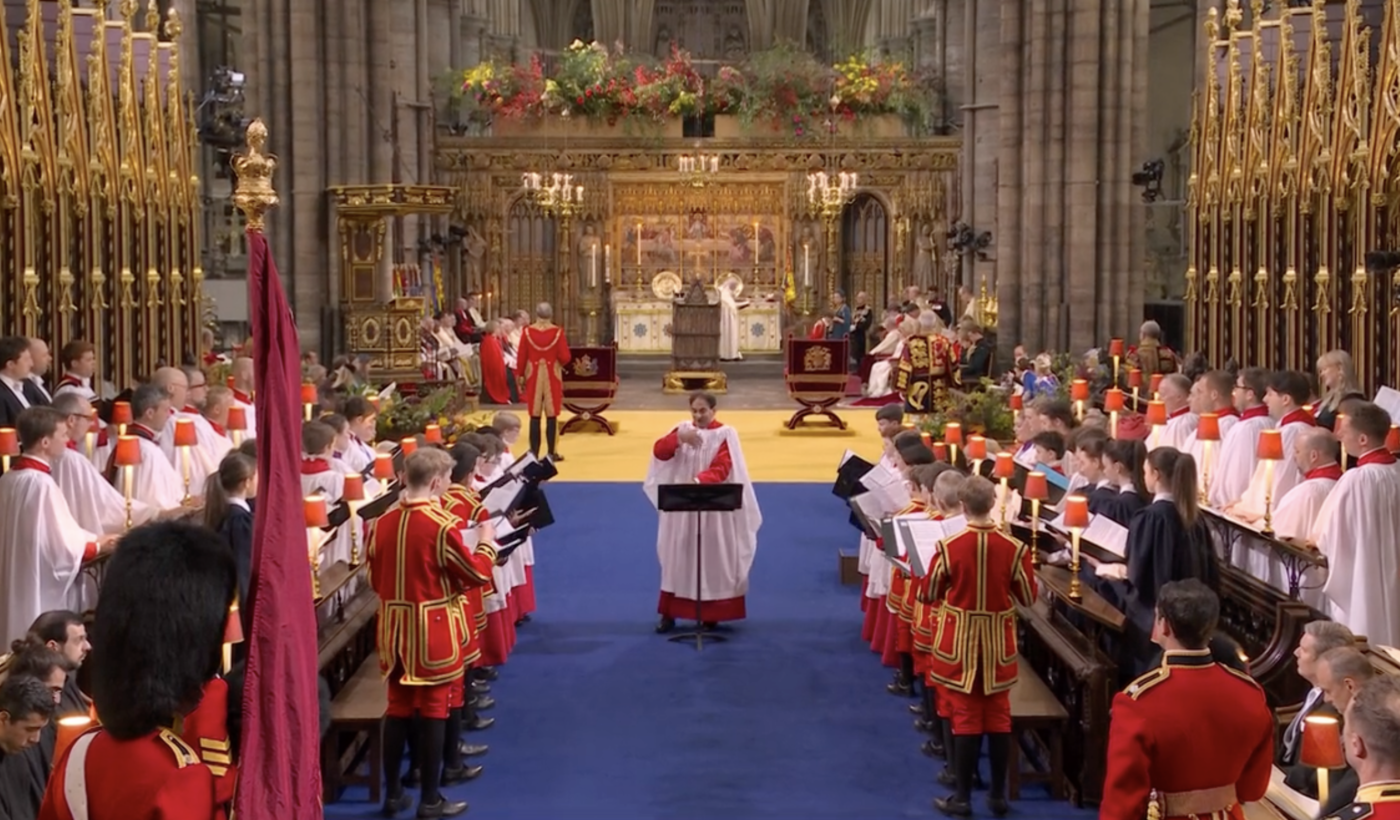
(463, 224), (487, 286)
(577, 222), (602, 285)
(913, 223), (936, 288)
(723, 24), (746, 60)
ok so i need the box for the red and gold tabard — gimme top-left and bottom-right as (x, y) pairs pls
(441, 484), (494, 663)
(514, 320), (572, 417)
(40, 727), (221, 820)
(1324, 783), (1400, 820)
(1100, 650), (1275, 820)
(925, 522), (1037, 695)
(367, 498), (497, 693)
(885, 500), (929, 625)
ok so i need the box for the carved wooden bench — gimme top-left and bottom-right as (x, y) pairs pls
(321, 654), (386, 804)
(1009, 665), (1069, 800)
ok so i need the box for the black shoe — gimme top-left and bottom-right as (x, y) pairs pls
(987, 796), (1010, 817)
(458, 742), (488, 757)
(465, 715), (495, 731)
(381, 791), (413, 817)
(921, 738), (946, 759)
(402, 768), (421, 788)
(701, 621), (719, 630)
(473, 666), (498, 682)
(441, 764), (484, 785)
(656, 616), (676, 634)
(914, 718), (939, 735)
(937, 766), (957, 786)
(416, 798), (468, 819)
(886, 680), (913, 696)
(470, 680), (491, 695)
(471, 695), (496, 710)
(549, 453), (565, 462)
(517, 614), (532, 623)
(934, 796), (972, 817)
(908, 703), (928, 716)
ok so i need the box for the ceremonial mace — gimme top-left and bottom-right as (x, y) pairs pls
(1064, 494), (1089, 602)
(1257, 429), (1283, 535)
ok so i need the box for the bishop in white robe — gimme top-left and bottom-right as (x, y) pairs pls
(1311, 406), (1400, 647)
(645, 396), (761, 631)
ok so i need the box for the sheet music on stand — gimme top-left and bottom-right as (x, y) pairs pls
(848, 494), (886, 539)
(482, 478), (526, 518)
(1045, 512), (1128, 560)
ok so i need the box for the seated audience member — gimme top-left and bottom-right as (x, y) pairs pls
(0, 676), (55, 820)
(1286, 647), (1373, 814)
(1282, 621), (1357, 767)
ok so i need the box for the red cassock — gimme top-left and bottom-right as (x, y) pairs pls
(368, 498), (497, 720)
(1325, 785), (1400, 820)
(925, 522), (1037, 734)
(1100, 650), (1275, 820)
(479, 333), (512, 404)
(515, 321), (572, 417)
(40, 728), (221, 820)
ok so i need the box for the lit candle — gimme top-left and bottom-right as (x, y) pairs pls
(605, 243), (611, 283)
(803, 242), (810, 288)
(637, 222), (643, 266)
(590, 243), (598, 289)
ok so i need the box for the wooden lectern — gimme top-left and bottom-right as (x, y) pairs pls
(662, 278), (727, 394)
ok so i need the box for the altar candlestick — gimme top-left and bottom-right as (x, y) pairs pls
(803, 242), (810, 288)
(590, 243), (598, 289)
(605, 243), (611, 283)
(637, 223), (643, 265)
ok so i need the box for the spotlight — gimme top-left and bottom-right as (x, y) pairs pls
(1132, 160), (1165, 204)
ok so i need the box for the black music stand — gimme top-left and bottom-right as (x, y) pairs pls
(656, 482), (745, 651)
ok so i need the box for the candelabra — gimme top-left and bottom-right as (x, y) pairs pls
(522, 171), (584, 215)
(807, 170), (859, 218)
(678, 153), (719, 187)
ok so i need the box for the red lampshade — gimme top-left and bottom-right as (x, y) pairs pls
(223, 602), (244, 646)
(1197, 412), (1221, 442)
(173, 417), (197, 448)
(1071, 379), (1090, 402)
(113, 435), (142, 467)
(373, 453), (395, 480)
(944, 422), (963, 446)
(225, 375), (235, 389)
(342, 473), (365, 502)
(1010, 393), (1024, 412)
(111, 401), (132, 425)
(52, 716), (94, 768)
(1387, 424), (1400, 454)
(1257, 429), (1284, 461)
(1146, 400), (1168, 427)
(965, 435), (987, 461)
(920, 431), (932, 449)
(226, 405), (247, 432)
(1109, 338), (1125, 358)
(400, 437), (418, 456)
(1064, 495), (1090, 529)
(1300, 715), (1346, 770)
(303, 495), (329, 529)
(1127, 368), (1143, 389)
(1150, 373), (1164, 394)
(424, 424), (443, 444)
(0, 428), (16, 457)
(932, 442), (948, 461)
(300, 383), (317, 405)
(1024, 471), (1049, 501)
(994, 452), (1015, 479)
(1103, 388), (1125, 412)
(367, 395), (381, 410)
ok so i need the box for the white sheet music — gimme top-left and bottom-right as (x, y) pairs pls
(482, 479), (523, 517)
(839, 449), (858, 467)
(891, 515), (949, 576)
(1082, 514), (1129, 559)
(1014, 447), (1038, 470)
(859, 461), (912, 514)
(1374, 385), (1400, 423)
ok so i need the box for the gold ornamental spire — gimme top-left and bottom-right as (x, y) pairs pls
(232, 119), (278, 232)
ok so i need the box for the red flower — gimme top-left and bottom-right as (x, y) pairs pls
(577, 95), (585, 105)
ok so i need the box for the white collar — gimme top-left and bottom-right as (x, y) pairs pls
(0, 373), (25, 391)
(230, 497), (250, 511)
(1153, 491), (1174, 503)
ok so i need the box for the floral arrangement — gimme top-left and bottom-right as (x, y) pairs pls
(919, 381), (1018, 444)
(455, 42), (939, 136)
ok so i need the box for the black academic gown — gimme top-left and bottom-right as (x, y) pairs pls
(217, 501), (255, 626)
(1098, 487), (1148, 527)
(1116, 499), (1217, 674)
(1086, 482), (1121, 517)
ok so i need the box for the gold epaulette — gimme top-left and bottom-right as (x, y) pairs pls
(1219, 663), (1264, 691)
(1123, 666), (1172, 700)
(156, 729), (200, 767)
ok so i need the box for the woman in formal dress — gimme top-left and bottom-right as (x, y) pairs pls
(1314, 349), (1365, 431)
(1098, 439), (1149, 526)
(1021, 354), (1060, 400)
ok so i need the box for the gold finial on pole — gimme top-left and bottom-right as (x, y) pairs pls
(232, 119), (278, 233)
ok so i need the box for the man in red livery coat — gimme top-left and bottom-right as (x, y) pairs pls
(369, 448), (497, 819)
(514, 302), (571, 461)
(1332, 676), (1400, 820)
(41, 521), (238, 820)
(1100, 579), (1274, 820)
(925, 476), (1037, 817)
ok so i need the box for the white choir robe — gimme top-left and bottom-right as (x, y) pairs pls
(858, 452), (897, 599)
(0, 458), (99, 644)
(1156, 411), (1199, 452)
(158, 411), (230, 499)
(1231, 418), (1316, 578)
(865, 334), (904, 398)
(472, 469), (526, 598)
(125, 434), (186, 509)
(1262, 469), (1339, 609)
(645, 421), (762, 621)
(52, 373), (97, 402)
(1065, 471), (1090, 495)
(1183, 411), (1241, 478)
(1311, 452), (1400, 646)
(341, 436), (376, 475)
(302, 463), (351, 567)
(1208, 410), (1274, 508)
(230, 390), (257, 439)
(53, 446), (157, 535)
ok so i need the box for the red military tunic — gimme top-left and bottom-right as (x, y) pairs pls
(368, 497), (497, 719)
(515, 320), (572, 417)
(926, 521), (1037, 734)
(1100, 649), (1274, 820)
(1325, 783), (1400, 820)
(176, 677), (236, 808)
(40, 727), (221, 820)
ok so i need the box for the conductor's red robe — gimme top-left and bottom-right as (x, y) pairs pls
(515, 321), (571, 417)
(479, 333), (512, 404)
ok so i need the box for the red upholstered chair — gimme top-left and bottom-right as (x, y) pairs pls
(784, 337), (850, 430)
(560, 344), (620, 436)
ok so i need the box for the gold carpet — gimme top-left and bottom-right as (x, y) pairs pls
(548, 410), (884, 483)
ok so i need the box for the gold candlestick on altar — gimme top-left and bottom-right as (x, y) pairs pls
(1064, 495), (1090, 602)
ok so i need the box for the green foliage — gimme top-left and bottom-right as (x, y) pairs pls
(919, 383), (1017, 443)
(374, 387), (458, 441)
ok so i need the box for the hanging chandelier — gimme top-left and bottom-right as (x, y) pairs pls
(677, 153), (719, 187)
(521, 171), (584, 216)
(806, 169), (858, 218)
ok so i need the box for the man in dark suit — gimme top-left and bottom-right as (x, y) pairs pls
(1286, 647), (1373, 816)
(955, 319), (994, 388)
(0, 336), (37, 429)
(1283, 621), (1357, 766)
(22, 339), (52, 406)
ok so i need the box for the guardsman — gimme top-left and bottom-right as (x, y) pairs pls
(1328, 676), (1400, 820)
(925, 476), (1037, 817)
(40, 521), (238, 820)
(1100, 579), (1274, 820)
(369, 448), (497, 819)
(514, 302), (572, 461)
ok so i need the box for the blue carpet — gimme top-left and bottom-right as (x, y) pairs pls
(325, 484), (1099, 820)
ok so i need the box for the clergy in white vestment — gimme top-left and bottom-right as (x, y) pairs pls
(1182, 370), (1241, 473)
(116, 384), (187, 510)
(1311, 402), (1400, 647)
(718, 278), (747, 362)
(1154, 374), (1198, 451)
(1208, 367), (1275, 509)
(229, 356), (258, 439)
(51, 339), (99, 402)
(865, 318), (909, 398)
(0, 406), (114, 645)
(645, 392), (762, 632)
(50, 392), (161, 535)
(1230, 371), (1318, 524)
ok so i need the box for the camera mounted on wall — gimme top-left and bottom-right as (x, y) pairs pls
(195, 67), (250, 177)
